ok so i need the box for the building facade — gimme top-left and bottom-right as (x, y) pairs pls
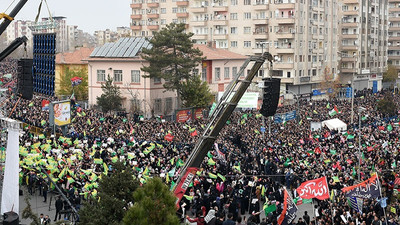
(338, 0), (388, 91)
(4, 20), (34, 56)
(87, 37), (248, 117)
(388, 0), (400, 77)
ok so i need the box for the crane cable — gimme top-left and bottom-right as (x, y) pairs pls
(0, 0), (17, 21)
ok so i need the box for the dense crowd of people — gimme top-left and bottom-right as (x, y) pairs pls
(2, 82), (400, 224)
(0, 59), (17, 88)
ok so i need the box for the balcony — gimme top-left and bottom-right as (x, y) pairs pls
(275, 47), (294, 54)
(212, 5), (228, 12)
(341, 56), (357, 62)
(389, 26), (400, 31)
(253, 3), (268, 10)
(274, 62), (294, 69)
(341, 45), (358, 50)
(147, 2), (159, 7)
(341, 68), (357, 73)
(280, 78), (294, 83)
(191, 20), (207, 26)
(275, 2), (295, 9)
(276, 32), (294, 39)
(148, 13), (159, 19)
(213, 19), (228, 26)
(130, 3), (142, 9)
(176, 0), (189, 6)
(299, 76), (311, 83)
(343, 10), (358, 16)
(177, 12), (189, 18)
(277, 17), (295, 24)
(388, 45), (400, 50)
(389, 7), (400, 12)
(253, 32), (268, 39)
(191, 7), (207, 13)
(343, 0), (358, 3)
(148, 25), (159, 30)
(213, 33), (228, 39)
(131, 25), (142, 30)
(342, 33), (358, 39)
(342, 22), (358, 28)
(388, 55), (400, 59)
(131, 14), (142, 19)
(389, 0), (400, 2)
(192, 34), (208, 40)
(389, 36), (400, 41)
(391, 17), (400, 22)
(253, 18), (268, 25)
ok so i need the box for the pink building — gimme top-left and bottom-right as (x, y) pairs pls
(87, 37), (247, 118)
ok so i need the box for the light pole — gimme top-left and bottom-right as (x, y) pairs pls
(351, 75), (354, 124)
(259, 41), (269, 139)
(357, 106), (366, 181)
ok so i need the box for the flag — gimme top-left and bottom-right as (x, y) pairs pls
(208, 172), (217, 179)
(378, 197), (388, 208)
(277, 188), (297, 225)
(103, 163), (109, 175)
(330, 149), (337, 155)
(71, 76), (83, 87)
(314, 146), (321, 154)
(263, 203), (277, 215)
(296, 177), (330, 200)
(394, 177), (400, 186)
(348, 197), (363, 213)
(342, 174), (381, 199)
(299, 119), (302, 125)
(209, 102), (217, 116)
(217, 173), (226, 182)
(184, 195), (194, 201)
(233, 163), (241, 173)
(208, 158), (216, 166)
(94, 158), (103, 164)
(326, 103), (330, 109)
(330, 190), (335, 202)
(328, 109), (337, 117)
(214, 143), (226, 161)
(164, 133), (174, 142)
(334, 105), (339, 113)
(38, 134), (45, 139)
(28, 102), (34, 107)
(176, 158), (184, 168)
(190, 130), (198, 136)
(387, 124), (393, 131)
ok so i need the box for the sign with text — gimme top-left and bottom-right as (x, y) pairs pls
(176, 109), (191, 123)
(296, 177), (330, 200)
(218, 92), (259, 109)
(194, 108), (204, 120)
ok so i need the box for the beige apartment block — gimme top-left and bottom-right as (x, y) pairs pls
(338, 0), (387, 91)
(388, 0), (400, 77)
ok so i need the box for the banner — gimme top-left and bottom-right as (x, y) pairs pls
(296, 177), (330, 200)
(71, 76), (83, 87)
(50, 100), (71, 126)
(274, 110), (297, 123)
(217, 92), (259, 108)
(176, 109), (191, 123)
(174, 167), (198, 209)
(347, 197), (363, 213)
(194, 108), (204, 120)
(41, 99), (50, 111)
(277, 188), (297, 225)
(341, 174), (381, 199)
(1, 126), (20, 215)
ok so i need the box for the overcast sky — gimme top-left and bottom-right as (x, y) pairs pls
(11, 0), (131, 34)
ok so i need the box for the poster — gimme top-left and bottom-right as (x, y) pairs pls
(51, 100), (71, 126)
(194, 108), (204, 120)
(176, 109), (191, 123)
(218, 92), (259, 109)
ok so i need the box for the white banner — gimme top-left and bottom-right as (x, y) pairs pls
(218, 92), (259, 109)
(1, 128), (20, 215)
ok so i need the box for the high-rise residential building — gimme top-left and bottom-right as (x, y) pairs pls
(4, 20), (34, 56)
(338, 0), (388, 91)
(388, 0), (400, 77)
(130, 0), (339, 94)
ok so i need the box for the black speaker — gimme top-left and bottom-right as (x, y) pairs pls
(3, 211), (19, 225)
(17, 59), (33, 100)
(260, 78), (281, 117)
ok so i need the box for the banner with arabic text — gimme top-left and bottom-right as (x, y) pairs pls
(296, 177), (330, 200)
(341, 174), (381, 199)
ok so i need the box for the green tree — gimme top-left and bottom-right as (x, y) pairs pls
(96, 75), (123, 112)
(383, 64), (398, 84)
(377, 93), (397, 116)
(57, 67), (88, 100)
(123, 178), (180, 225)
(141, 23), (204, 108)
(79, 162), (139, 225)
(181, 75), (214, 108)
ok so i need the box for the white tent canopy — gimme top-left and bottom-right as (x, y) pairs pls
(321, 118), (347, 131)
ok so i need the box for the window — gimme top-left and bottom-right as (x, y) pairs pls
(231, 41), (238, 47)
(224, 67), (230, 79)
(154, 77), (161, 83)
(244, 0), (251, 5)
(215, 67), (221, 80)
(244, 12), (251, 20)
(244, 27), (251, 34)
(202, 68), (207, 81)
(161, 19), (166, 25)
(154, 99), (162, 112)
(230, 13), (238, 20)
(172, 7), (178, 13)
(161, 8), (166, 14)
(244, 41), (251, 48)
(113, 70), (123, 82)
(231, 27), (237, 34)
(232, 67), (237, 77)
(97, 70), (105, 82)
(165, 98), (172, 113)
(131, 70), (140, 83)
(231, 0), (238, 5)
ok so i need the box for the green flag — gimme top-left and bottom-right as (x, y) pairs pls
(217, 173), (226, 182)
(208, 172), (217, 179)
(330, 149), (337, 155)
(263, 203), (277, 214)
(387, 124), (393, 131)
(208, 158), (216, 166)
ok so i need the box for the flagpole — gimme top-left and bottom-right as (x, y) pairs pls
(377, 173), (388, 223)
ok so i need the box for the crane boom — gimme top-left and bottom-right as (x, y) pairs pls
(173, 52), (273, 208)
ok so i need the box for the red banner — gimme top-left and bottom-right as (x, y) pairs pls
(176, 109), (191, 123)
(194, 108), (203, 120)
(164, 133), (174, 142)
(174, 167), (198, 209)
(296, 177), (330, 200)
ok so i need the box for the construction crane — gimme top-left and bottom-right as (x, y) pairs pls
(173, 52), (274, 208)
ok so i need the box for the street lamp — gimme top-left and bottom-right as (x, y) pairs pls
(357, 106), (366, 181)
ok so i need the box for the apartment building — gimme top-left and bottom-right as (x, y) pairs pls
(4, 20), (34, 55)
(339, 0), (387, 91)
(388, 0), (400, 77)
(130, 0), (339, 95)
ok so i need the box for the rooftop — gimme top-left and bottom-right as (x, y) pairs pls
(90, 37), (151, 58)
(56, 47), (94, 64)
(194, 44), (247, 60)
